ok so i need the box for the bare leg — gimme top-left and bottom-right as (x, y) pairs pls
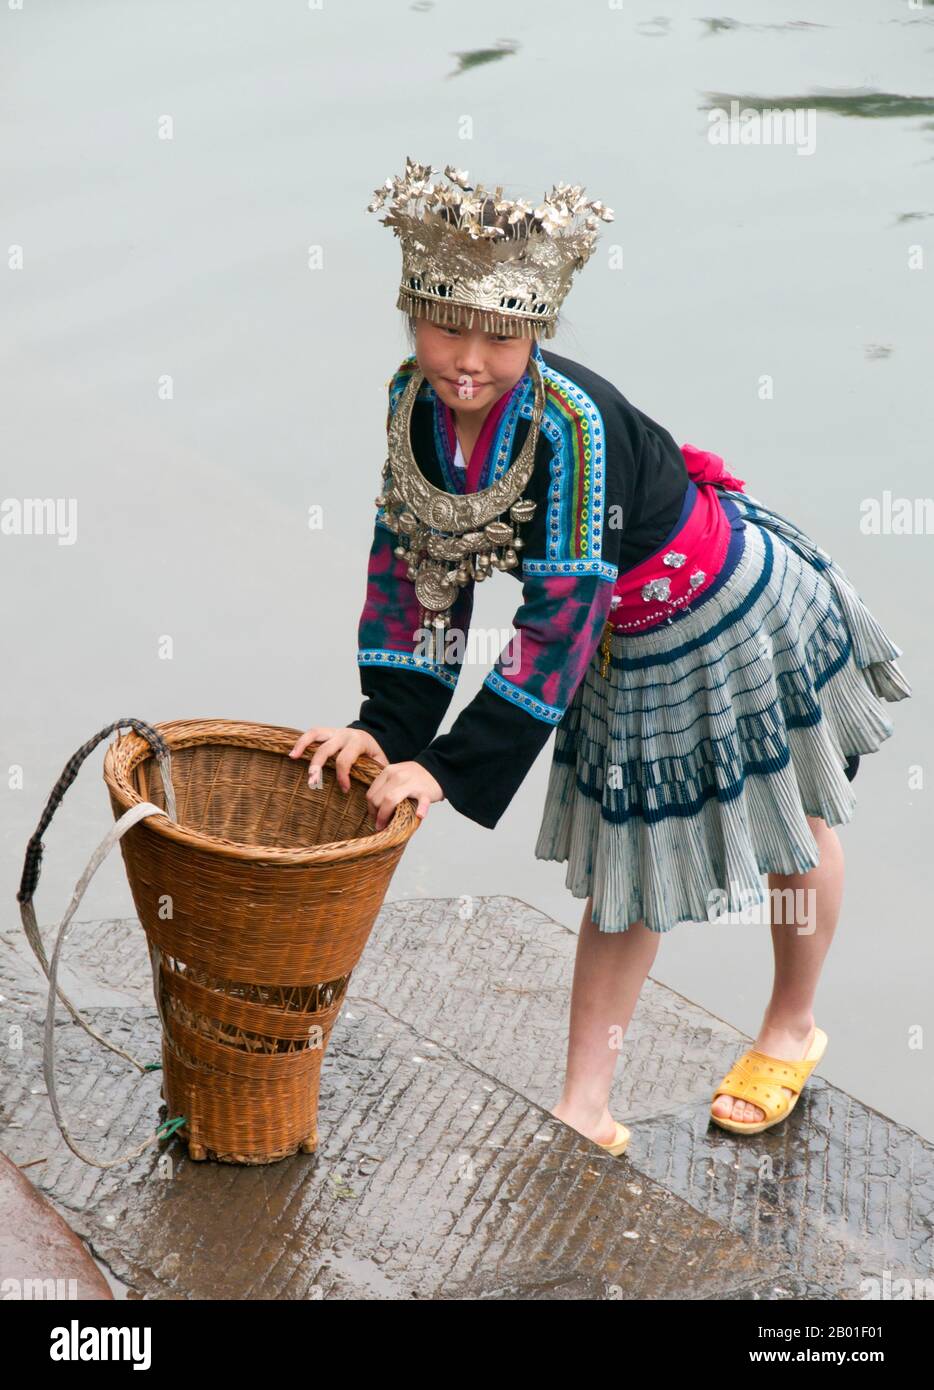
(712, 814), (845, 1123)
(549, 896), (661, 1145)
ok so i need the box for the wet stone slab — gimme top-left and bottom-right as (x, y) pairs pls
(0, 1001), (773, 1299)
(357, 897), (934, 1301)
(1, 896), (932, 1300)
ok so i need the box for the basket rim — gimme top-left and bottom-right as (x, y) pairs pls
(102, 718), (420, 864)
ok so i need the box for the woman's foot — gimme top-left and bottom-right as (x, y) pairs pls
(711, 1018), (817, 1124)
(548, 1100), (620, 1147)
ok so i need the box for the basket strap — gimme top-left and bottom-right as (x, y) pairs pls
(42, 799), (187, 1169)
(17, 716), (176, 907)
(14, 717), (186, 1168)
(17, 717), (176, 1062)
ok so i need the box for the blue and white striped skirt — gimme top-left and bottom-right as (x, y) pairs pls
(534, 488), (912, 934)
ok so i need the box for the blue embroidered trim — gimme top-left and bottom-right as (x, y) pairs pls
(389, 355), (530, 495)
(483, 669), (564, 725)
(388, 356), (419, 414)
(358, 649), (459, 691)
(522, 342), (608, 564)
(430, 371), (533, 493)
(387, 346), (610, 573)
(488, 374), (533, 486)
(522, 557), (618, 581)
(432, 396), (462, 492)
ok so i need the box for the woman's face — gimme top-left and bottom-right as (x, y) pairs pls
(414, 318), (534, 412)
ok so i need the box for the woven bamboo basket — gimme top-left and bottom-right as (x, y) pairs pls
(94, 718), (419, 1165)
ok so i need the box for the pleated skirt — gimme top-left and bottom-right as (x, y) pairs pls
(534, 487), (912, 934)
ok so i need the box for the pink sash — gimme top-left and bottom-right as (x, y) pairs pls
(607, 445), (747, 633)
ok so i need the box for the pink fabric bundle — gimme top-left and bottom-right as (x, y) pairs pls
(607, 445), (747, 633)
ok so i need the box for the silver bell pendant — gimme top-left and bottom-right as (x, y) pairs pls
(421, 610), (450, 664)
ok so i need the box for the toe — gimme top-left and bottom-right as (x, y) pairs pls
(718, 1096), (764, 1123)
(713, 1092), (764, 1123)
(713, 1083), (797, 1127)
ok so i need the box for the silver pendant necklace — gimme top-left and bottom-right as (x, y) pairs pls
(377, 354), (546, 645)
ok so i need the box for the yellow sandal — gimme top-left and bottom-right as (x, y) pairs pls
(596, 1120), (630, 1156)
(710, 1026), (828, 1135)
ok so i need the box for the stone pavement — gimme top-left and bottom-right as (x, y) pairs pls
(1, 896), (931, 1300)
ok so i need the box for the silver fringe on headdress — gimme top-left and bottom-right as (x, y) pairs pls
(367, 156), (614, 338)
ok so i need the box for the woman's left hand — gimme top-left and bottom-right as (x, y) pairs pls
(367, 761), (444, 831)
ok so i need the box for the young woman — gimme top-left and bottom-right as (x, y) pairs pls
(289, 159), (910, 1154)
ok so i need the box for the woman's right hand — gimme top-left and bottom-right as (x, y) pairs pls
(288, 726), (388, 793)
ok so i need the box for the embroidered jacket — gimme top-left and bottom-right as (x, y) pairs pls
(348, 340), (690, 828)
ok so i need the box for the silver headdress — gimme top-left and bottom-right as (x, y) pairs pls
(367, 155), (614, 339)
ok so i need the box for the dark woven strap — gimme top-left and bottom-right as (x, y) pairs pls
(17, 717), (169, 905)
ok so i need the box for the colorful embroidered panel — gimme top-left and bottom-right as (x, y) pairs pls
(483, 570), (616, 724)
(356, 514), (475, 695)
(389, 343), (617, 569)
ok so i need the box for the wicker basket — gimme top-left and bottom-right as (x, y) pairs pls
(99, 718), (419, 1164)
